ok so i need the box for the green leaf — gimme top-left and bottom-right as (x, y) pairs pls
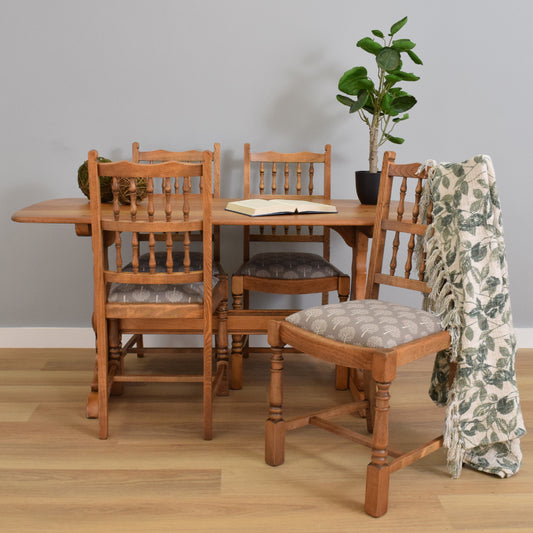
(384, 133), (405, 144)
(392, 38), (416, 51)
(390, 94), (417, 113)
(477, 314), (489, 331)
(389, 70), (420, 82)
(376, 47), (402, 72)
(497, 397), (515, 415)
(380, 92), (393, 114)
(392, 113), (409, 123)
(486, 335), (495, 351)
(407, 49), (423, 65)
(336, 94), (356, 107)
(389, 16), (408, 36)
(389, 86), (407, 97)
(384, 73), (402, 86)
(363, 100), (376, 114)
(356, 37), (383, 55)
(371, 29), (384, 38)
(338, 67), (374, 94)
(349, 90), (369, 113)
(465, 281), (474, 297)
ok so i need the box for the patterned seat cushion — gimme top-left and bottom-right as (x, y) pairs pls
(286, 300), (443, 349)
(237, 252), (345, 280)
(107, 251), (220, 304)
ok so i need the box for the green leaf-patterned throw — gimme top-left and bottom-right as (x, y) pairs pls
(420, 155), (526, 478)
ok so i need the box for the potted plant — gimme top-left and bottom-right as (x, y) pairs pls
(336, 15), (422, 204)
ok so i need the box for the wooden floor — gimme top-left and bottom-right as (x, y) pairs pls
(0, 346), (531, 532)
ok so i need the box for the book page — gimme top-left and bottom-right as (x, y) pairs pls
(225, 198), (336, 216)
(275, 199), (337, 213)
(225, 199), (295, 216)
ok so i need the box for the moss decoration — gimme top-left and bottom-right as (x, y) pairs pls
(78, 158), (148, 205)
(78, 157), (113, 202)
(117, 177), (148, 205)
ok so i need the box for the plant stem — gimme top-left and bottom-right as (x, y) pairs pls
(369, 114), (380, 173)
(368, 63), (386, 173)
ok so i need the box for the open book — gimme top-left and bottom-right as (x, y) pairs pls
(225, 199), (337, 217)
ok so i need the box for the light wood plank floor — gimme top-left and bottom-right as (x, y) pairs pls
(0, 346), (531, 532)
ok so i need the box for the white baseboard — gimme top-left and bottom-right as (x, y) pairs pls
(0, 328), (96, 348)
(516, 328), (533, 350)
(0, 327), (532, 349)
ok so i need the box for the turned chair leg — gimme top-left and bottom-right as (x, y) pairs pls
(265, 345), (286, 466)
(216, 298), (229, 396)
(242, 289), (250, 360)
(364, 380), (391, 517)
(108, 320), (124, 396)
(365, 371), (376, 434)
(230, 335), (244, 390)
(231, 276), (244, 389)
(203, 339), (213, 441)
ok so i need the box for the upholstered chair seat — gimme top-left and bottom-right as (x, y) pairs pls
(108, 252), (221, 304)
(236, 252), (345, 280)
(286, 300), (443, 349)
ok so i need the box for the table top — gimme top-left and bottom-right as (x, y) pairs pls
(12, 197), (377, 227)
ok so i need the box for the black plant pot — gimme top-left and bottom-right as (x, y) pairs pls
(355, 170), (381, 205)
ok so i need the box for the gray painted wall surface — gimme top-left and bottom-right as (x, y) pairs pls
(2, 0), (532, 328)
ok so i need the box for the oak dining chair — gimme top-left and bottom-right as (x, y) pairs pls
(231, 144), (350, 389)
(126, 142), (222, 360)
(265, 151), (452, 517)
(88, 150), (228, 441)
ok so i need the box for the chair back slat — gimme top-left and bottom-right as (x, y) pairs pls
(115, 231), (122, 272)
(366, 151), (431, 300)
(242, 143), (332, 260)
(131, 232), (139, 273)
(271, 163), (277, 194)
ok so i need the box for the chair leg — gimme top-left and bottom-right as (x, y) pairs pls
(87, 356), (99, 419)
(265, 345), (286, 466)
(365, 371), (376, 434)
(231, 276), (244, 389)
(364, 381), (391, 517)
(338, 275), (350, 303)
(242, 289), (250, 360)
(96, 324), (109, 440)
(136, 334), (145, 358)
(203, 337), (213, 441)
(108, 320), (124, 396)
(230, 336), (244, 390)
(216, 298), (229, 396)
(335, 365), (349, 390)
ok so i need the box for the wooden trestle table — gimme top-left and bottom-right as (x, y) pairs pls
(12, 197), (376, 413)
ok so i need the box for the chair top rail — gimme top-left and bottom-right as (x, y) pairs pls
(97, 160), (203, 179)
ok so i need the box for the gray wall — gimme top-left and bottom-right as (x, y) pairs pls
(2, 0), (532, 329)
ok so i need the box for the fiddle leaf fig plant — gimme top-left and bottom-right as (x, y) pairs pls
(336, 16), (422, 173)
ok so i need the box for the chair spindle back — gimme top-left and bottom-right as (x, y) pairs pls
(243, 143), (332, 261)
(132, 142), (221, 261)
(88, 150), (212, 291)
(366, 151), (432, 300)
